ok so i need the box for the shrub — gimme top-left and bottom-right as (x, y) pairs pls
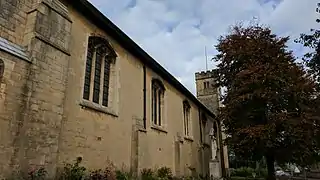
(87, 169), (107, 180)
(6, 168), (47, 180)
(231, 167), (255, 177)
(86, 165), (117, 180)
(157, 167), (172, 180)
(103, 166), (117, 180)
(115, 170), (133, 180)
(57, 157), (87, 180)
(28, 167), (47, 180)
(255, 168), (267, 178)
(141, 168), (156, 180)
(4, 159), (211, 180)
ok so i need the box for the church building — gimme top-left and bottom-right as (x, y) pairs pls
(0, 0), (228, 178)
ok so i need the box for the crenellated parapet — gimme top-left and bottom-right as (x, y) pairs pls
(195, 69), (218, 80)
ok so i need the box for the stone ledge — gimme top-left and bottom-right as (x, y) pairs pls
(0, 37), (30, 62)
(138, 128), (147, 133)
(35, 32), (70, 56)
(184, 136), (194, 142)
(151, 125), (167, 134)
(79, 100), (118, 117)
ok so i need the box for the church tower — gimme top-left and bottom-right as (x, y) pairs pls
(195, 70), (220, 115)
(195, 70), (229, 178)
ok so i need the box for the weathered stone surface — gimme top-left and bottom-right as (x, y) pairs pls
(195, 70), (219, 115)
(0, 49), (30, 177)
(0, 0), (224, 179)
(0, 0), (32, 45)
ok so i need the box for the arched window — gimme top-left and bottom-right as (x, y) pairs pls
(151, 79), (165, 126)
(83, 36), (117, 107)
(0, 60), (4, 82)
(183, 100), (191, 136)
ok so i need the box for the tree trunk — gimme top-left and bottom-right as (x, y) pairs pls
(266, 153), (276, 180)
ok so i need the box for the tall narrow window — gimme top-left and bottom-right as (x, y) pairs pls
(151, 79), (165, 126)
(204, 81), (210, 89)
(83, 36), (116, 107)
(183, 100), (191, 136)
(0, 60), (4, 82)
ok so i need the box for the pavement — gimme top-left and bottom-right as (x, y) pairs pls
(291, 177), (320, 180)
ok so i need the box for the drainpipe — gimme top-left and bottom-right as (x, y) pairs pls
(143, 65), (146, 129)
(198, 108), (203, 144)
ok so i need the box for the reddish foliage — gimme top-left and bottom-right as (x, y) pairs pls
(214, 25), (320, 180)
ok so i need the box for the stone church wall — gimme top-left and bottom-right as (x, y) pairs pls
(0, 49), (30, 177)
(0, 0), (219, 178)
(0, 0), (71, 177)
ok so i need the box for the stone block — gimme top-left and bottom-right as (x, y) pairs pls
(209, 159), (221, 179)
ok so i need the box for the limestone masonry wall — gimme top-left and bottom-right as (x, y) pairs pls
(0, 0), (71, 177)
(195, 70), (219, 114)
(0, 50), (30, 177)
(0, 0), (33, 45)
(0, 0), (222, 178)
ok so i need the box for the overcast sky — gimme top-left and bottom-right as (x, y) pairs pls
(88, 0), (319, 95)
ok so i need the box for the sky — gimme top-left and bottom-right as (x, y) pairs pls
(88, 0), (319, 95)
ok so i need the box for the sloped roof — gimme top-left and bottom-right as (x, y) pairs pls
(68, 0), (216, 119)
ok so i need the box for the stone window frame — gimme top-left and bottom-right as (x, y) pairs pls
(183, 100), (192, 137)
(80, 36), (119, 117)
(151, 78), (166, 129)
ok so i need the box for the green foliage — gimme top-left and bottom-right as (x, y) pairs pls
(85, 161), (116, 180)
(156, 167), (173, 180)
(230, 167), (267, 179)
(87, 169), (105, 180)
(293, 2), (320, 167)
(141, 168), (156, 180)
(86, 168), (117, 180)
(296, 3), (320, 83)
(230, 167), (255, 177)
(102, 165), (117, 180)
(3, 160), (206, 180)
(256, 168), (267, 178)
(6, 168), (48, 180)
(57, 157), (86, 180)
(115, 170), (133, 180)
(28, 167), (48, 180)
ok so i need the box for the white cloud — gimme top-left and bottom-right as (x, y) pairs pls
(88, 0), (319, 94)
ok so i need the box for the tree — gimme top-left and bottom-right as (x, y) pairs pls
(296, 3), (320, 83)
(214, 25), (320, 180)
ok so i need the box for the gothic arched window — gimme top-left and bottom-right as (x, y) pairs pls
(83, 36), (117, 107)
(183, 100), (191, 136)
(151, 79), (165, 126)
